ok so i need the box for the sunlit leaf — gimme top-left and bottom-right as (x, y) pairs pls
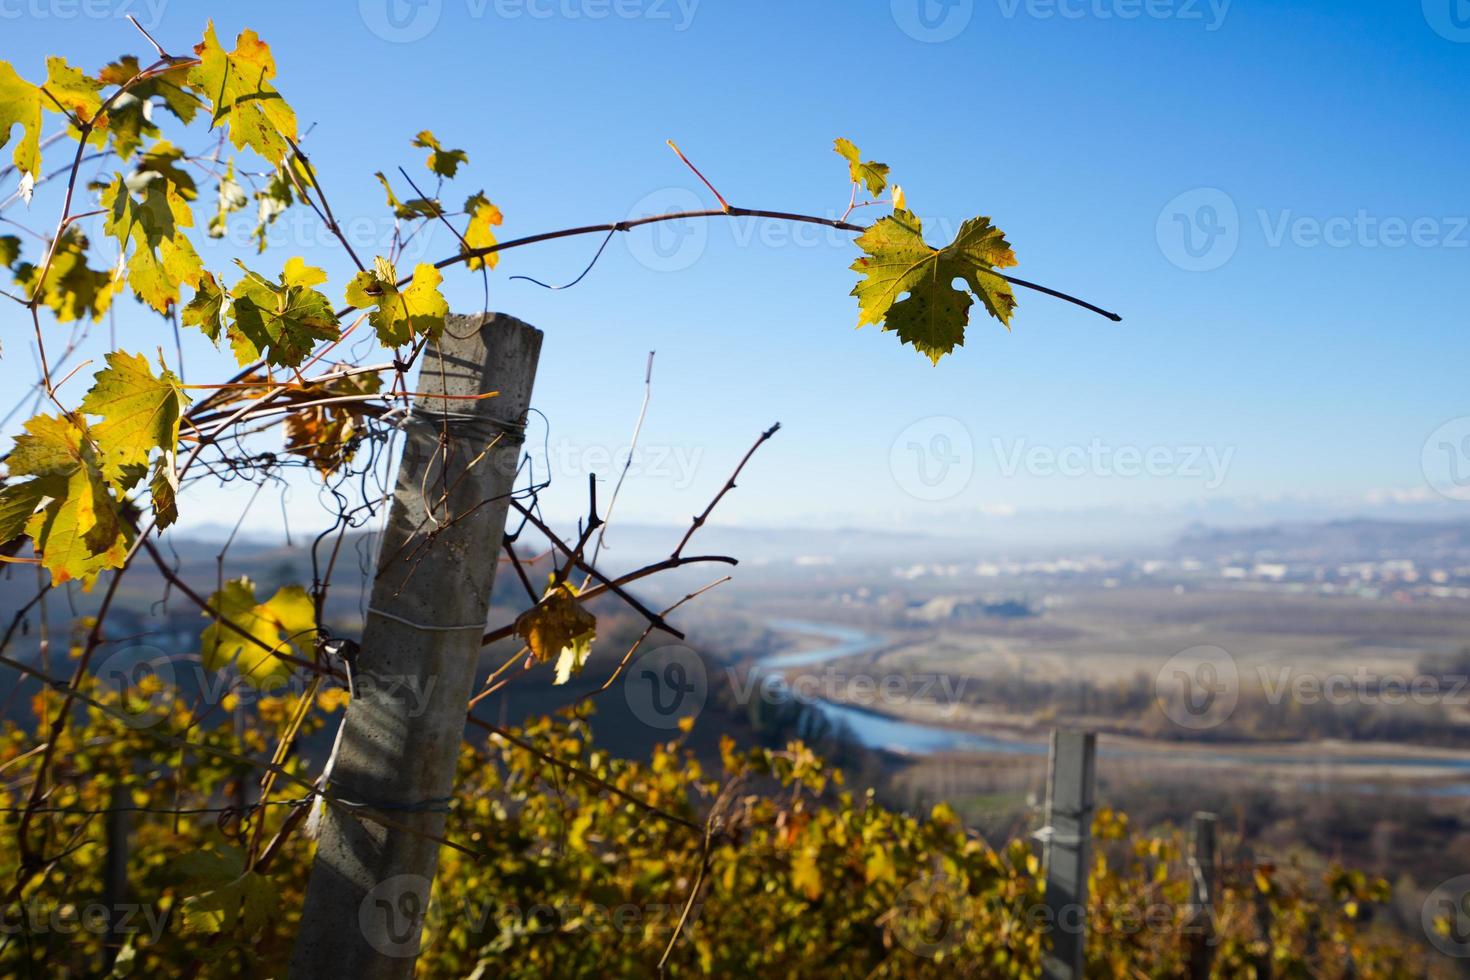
(413, 129), (468, 178)
(834, 137), (889, 197)
(0, 59), (43, 178)
(463, 191), (503, 271)
(850, 209), (1017, 364)
(188, 22), (297, 164)
(344, 257), (447, 347)
(200, 576), (315, 688)
(78, 351), (189, 488)
(515, 580), (596, 684)
(226, 257), (339, 367)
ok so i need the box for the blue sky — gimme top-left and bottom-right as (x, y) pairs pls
(1, 0), (1468, 543)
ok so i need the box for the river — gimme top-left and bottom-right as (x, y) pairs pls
(756, 619), (1470, 792)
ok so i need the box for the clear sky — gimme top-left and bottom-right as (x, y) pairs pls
(2, 0), (1468, 543)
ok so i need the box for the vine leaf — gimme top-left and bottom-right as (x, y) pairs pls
(98, 55), (200, 160)
(413, 129), (468, 178)
(13, 228), (115, 323)
(284, 371), (383, 477)
(515, 580), (596, 685)
(344, 257), (448, 347)
(374, 172), (440, 220)
(0, 59), (43, 179)
(0, 413), (128, 586)
(463, 192), (503, 271)
(100, 171), (204, 313)
(207, 162), (248, 238)
(834, 138), (889, 198)
(182, 270), (227, 340)
(199, 576), (315, 689)
(250, 157), (309, 251)
(178, 844), (277, 938)
(227, 257), (340, 367)
(189, 22), (297, 165)
(79, 351), (189, 492)
(850, 209), (1019, 364)
(42, 57), (104, 127)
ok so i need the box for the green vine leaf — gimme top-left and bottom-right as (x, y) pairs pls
(227, 257), (340, 367)
(850, 209), (1018, 364)
(208, 162), (247, 238)
(413, 129), (468, 178)
(182, 270), (227, 340)
(834, 138), (890, 198)
(375, 171), (441, 220)
(97, 56), (200, 160)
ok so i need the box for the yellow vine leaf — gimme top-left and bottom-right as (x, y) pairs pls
(78, 351), (189, 494)
(189, 22), (298, 165)
(100, 171), (203, 313)
(344, 257), (448, 347)
(0, 59), (43, 179)
(42, 56), (104, 127)
(13, 228), (115, 323)
(463, 192), (503, 271)
(514, 579), (596, 685)
(0, 413), (129, 586)
(200, 576), (316, 689)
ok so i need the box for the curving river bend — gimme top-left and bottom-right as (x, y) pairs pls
(755, 619), (1470, 793)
